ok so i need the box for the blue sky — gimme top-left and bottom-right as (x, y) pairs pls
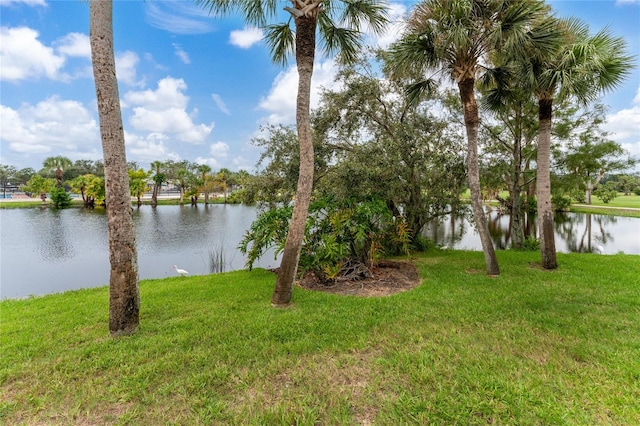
(1, 0), (639, 173)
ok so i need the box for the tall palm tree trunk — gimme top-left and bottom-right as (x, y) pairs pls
(536, 97), (557, 269)
(458, 78), (500, 276)
(90, 0), (140, 335)
(510, 127), (525, 249)
(272, 15), (317, 306)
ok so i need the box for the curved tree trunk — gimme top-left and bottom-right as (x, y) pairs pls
(90, 0), (140, 335)
(272, 15), (317, 307)
(458, 78), (500, 276)
(536, 97), (557, 269)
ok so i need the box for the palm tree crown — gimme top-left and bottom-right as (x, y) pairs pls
(199, 0), (388, 65)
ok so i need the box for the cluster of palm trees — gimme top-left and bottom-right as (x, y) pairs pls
(19, 156), (243, 209)
(134, 160), (244, 207)
(90, 0), (630, 335)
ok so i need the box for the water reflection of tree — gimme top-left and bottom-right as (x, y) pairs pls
(555, 213), (616, 253)
(486, 208), (510, 249)
(422, 206), (470, 247)
(486, 207), (538, 250)
(413, 206), (626, 254)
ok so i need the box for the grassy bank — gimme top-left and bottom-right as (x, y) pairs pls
(2, 250), (639, 424)
(569, 204), (640, 218)
(587, 194), (640, 209)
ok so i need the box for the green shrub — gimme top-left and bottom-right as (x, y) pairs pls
(593, 183), (618, 204)
(568, 188), (586, 204)
(412, 235), (436, 252)
(239, 198), (410, 281)
(50, 186), (72, 208)
(552, 194), (572, 212)
(513, 236), (540, 251)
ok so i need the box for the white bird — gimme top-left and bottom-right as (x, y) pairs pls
(173, 265), (189, 276)
(594, 245), (605, 254)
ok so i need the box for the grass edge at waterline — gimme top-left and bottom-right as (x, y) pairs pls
(1, 250), (639, 424)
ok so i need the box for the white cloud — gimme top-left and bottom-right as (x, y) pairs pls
(231, 156), (253, 171)
(0, 97), (98, 156)
(193, 142), (230, 169)
(116, 51), (144, 87)
(229, 27), (263, 49)
(615, 0), (640, 5)
(124, 77), (189, 109)
(0, 27), (104, 83)
(258, 59), (339, 124)
(54, 32), (90, 58)
(209, 141), (230, 158)
(369, 2), (408, 49)
(0, 26), (66, 81)
(0, 0), (46, 6)
(144, 2), (215, 35)
(124, 131), (179, 165)
(604, 85), (640, 158)
(123, 77), (214, 144)
(173, 43), (191, 64)
(211, 94), (231, 115)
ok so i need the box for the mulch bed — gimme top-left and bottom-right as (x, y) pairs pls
(296, 259), (421, 297)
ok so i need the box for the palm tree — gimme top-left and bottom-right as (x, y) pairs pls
(128, 168), (150, 207)
(43, 155), (72, 187)
(23, 175), (54, 205)
(199, 0), (388, 306)
(89, 0), (140, 335)
(389, 0), (552, 275)
(522, 18), (632, 269)
(149, 160), (166, 207)
(217, 168), (234, 203)
(197, 163), (212, 204)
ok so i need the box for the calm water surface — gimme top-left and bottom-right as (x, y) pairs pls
(424, 206), (640, 254)
(1, 205), (279, 299)
(1, 204), (639, 299)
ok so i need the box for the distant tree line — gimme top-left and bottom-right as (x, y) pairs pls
(0, 158), (252, 208)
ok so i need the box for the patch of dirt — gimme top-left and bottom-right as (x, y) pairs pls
(296, 260), (421, 297)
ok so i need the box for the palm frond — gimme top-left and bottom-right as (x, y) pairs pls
(264, 23), (295, 67)
(319, 13), (362, 65)
(195, 0), (234, 16)
(387, 30), (438, 79)
(196, 0), (276, 25)
(240, 0), (278, 27)
(340, 0), (389, 35)
(404, 79), (437, 107)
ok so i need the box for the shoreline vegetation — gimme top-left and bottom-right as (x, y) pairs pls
(2, 250), (639, 424)
(0, 194), (235, 209)
(1, 193), (640, 218)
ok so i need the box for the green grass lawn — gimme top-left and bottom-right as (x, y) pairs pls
(585, 194), (640, 209)
(2, 250), (639, 425)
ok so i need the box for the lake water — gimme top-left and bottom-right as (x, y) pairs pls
(0, 204), (280, 300)
(1, 204), (639, 299)
(423, 206), (640, 255)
